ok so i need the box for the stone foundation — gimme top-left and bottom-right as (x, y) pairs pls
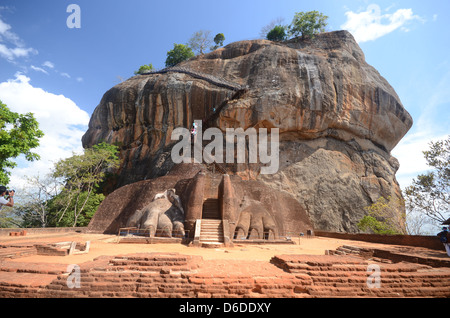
(0, 252), (449, 298)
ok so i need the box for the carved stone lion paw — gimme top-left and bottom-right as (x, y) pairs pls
(234, 196), (277, 240)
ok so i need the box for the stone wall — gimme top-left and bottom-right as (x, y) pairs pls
(0, 227), (87, 237)
(315, 231), (443, 251)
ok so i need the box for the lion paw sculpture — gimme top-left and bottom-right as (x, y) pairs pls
(126, 189), (185, 238)
(234, 196), (277, 240)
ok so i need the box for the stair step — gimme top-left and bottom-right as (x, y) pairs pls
(199, 218), (224, 243)
(200, 238), (224, 242)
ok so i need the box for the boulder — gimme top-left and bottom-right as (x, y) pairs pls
(83, 30), (412, 232)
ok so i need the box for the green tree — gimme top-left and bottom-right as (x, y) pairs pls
(260, 17), (285, 39)
(0, 100), (44, 184)
(50, 142), (120, 227)
(405, 136), (450, 225)
(357, 196), (406, 235)
(134, 63), (154, 75)
(211, 33), (225, 50)
(289, 11), (328, 40)
(47, 192), (105, 227)
(266, 25), (287, 41)
(165, 44), (195, 67)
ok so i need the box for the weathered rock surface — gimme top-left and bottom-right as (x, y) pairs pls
(83, 30), (412, 232)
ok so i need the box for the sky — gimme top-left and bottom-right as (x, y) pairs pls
(0, 0), (449, 194)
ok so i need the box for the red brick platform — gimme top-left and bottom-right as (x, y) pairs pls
(1, 251), (449, 298)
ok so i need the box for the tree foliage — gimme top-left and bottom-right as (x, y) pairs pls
(266, 25), (287, 41)
(263, 11), (328, 42)
(165, 43), (195, 67)
(357, 196), (406, 235)
(1, 143), (120, 228)
(50, 142), (120, 227)
(0, 100), (44, 184)
(260, 17), (286, 39)
(134, 63), (154, 75)
(405, 136), (450, 225)
(188, 30), (212, 55)
(289, 11), (328, 40)
(47, 192), (105, 227)
(211, 33), (225, 50)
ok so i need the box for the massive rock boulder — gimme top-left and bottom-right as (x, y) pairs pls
(83, 30), (412, 232)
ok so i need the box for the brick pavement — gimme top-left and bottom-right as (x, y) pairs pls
(0, 233), (449, 298)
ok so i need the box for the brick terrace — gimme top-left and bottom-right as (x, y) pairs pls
(0, 232), (449, 298)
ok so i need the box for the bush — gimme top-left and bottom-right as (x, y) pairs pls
(357, 196), (406, 235)
(134, 64), (154, 75)
(266, 25), (287, 41)
(165, 44), (195, 67)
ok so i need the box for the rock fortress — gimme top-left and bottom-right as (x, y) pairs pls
(83, 30), (412, 236)
(1, 31), (449, 300)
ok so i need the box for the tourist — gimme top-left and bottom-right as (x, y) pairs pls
(437, 227), (450, 257)
(191, 123), (198, 143)
(0, 186), (14, 210)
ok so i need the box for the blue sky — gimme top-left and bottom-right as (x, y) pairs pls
(0, 0), (449, 192)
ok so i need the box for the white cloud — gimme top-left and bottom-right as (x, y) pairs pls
(30, 65), (48, 75)
(0, 43), (36, 61)
(0, 17), (37, 61)
(42, 61), (54, 69)
(60, 72), (71, 79)
(393, 66), (450, 190)
(0, 18), (11, 34)
(341, 4), (423, 43)
(393, 131), (447, 191)
(0, 74), (90, 187)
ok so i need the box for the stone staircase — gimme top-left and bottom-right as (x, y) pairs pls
(199, 220), (225, 246)
(198, 177), (225, 246)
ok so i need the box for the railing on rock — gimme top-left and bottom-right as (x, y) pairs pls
(140, 66), (248, 92)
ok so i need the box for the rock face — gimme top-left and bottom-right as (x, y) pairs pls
(83, 30), (412, 232)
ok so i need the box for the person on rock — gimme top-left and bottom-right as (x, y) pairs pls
(191, 123), (198, 143)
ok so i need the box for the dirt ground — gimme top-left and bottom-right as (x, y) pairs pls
(2, 232), (447, 266)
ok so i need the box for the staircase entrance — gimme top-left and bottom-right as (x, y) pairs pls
(199, 219), (224, 245)
(202, 198), (220, 219)
(199, 198), (224, 246)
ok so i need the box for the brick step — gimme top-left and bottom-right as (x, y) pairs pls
(306, 286), (396, 297)
(200, 237), (224, 243)
(201, 223), (223, 229)
(94, 265), (195, 273)
(200, 226), (223, 232)
(310, 279), (450, 288)
(199, 219), (224, 243)
(286, 263), (427, 274)
(109, 259), (189, 267)
(300, 269), (450, 280)
(307, 284), (450, 297)
(200, 229), (224, 235)
(0, 247), (37, 260)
